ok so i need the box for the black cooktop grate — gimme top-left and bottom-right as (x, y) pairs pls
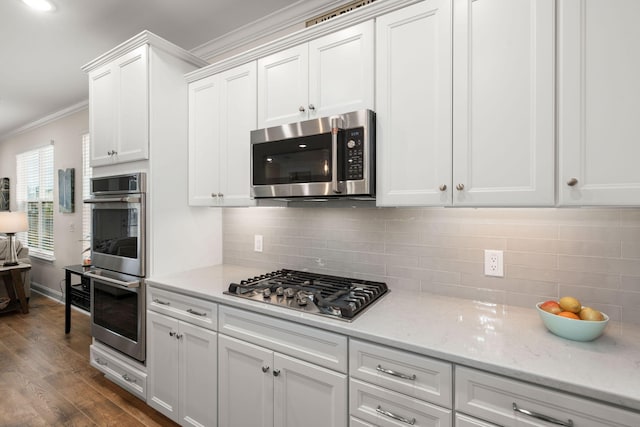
(226, 269), (388, 321)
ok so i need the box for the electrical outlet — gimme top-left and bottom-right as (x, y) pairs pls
(484, 249), (504, 277)
(254, 235), (263, 252)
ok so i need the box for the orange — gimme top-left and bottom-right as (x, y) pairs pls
(557, 311), (580, 320)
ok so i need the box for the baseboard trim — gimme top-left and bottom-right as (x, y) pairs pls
(31, 282), (63, 303)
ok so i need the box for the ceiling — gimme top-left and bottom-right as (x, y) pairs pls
(0, 0), (305, 139)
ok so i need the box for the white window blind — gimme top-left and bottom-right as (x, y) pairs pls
(16, 145), (55, 259)
(82, 134), (92, 261)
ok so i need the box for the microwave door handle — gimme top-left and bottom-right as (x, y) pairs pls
(84, 196), (142, 204)
(331, 116), (344, 194)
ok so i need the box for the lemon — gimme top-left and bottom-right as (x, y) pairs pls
(559, 296), (582, 314)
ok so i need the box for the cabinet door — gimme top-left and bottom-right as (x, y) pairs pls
(219, 62), (257, 206)
(115, 45), (149, 164)
(257, 44), (308, 128)
(558, 0), (640, 205)
(89, 64), (116, 166)
(308, 21), (374, 118)
(218, 334), (274, 427)
(147, 311), (180, 422)
(376, 0), (453, 206)
(453, 0), (555, 206)
(180, 322), (217, 427)
(274, 352), (347, 427)
(188, 75), (221, 206)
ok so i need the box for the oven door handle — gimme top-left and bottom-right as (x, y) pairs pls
(85, 272), (141, 289)
(84, 196), (142, 204)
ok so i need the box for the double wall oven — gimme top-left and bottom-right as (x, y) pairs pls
(84, 173), (146, 362)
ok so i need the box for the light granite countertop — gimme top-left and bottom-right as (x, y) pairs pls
(147, 264), (640, 413)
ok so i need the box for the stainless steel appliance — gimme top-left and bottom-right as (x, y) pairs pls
(85, 173), (146, 277)
(84, 173), (146, 362)
(225, 269), (388, 321)
(250, 109), (375, 199)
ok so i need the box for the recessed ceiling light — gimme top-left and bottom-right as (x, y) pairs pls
(22, 0), (55, 12)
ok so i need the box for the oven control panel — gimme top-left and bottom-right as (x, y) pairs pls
(344, 127), (365, 181)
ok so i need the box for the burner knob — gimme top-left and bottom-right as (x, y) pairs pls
(263, 288), (271, 298)
(276, 286), (284, 296)
(284, 288), (295, 298)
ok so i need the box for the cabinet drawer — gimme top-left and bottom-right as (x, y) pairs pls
(350, 416), (377, 427)
(350, 339), (452, 408)
(350, 378), (452, 427)
(219, 305), (348, 373)
(455, 414), (498, 427)
(147, 286), (217, 330)
(90, 344), (147, 400)
(456, 367), (640, 427)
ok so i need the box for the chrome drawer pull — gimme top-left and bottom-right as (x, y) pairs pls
(122, 373), (137, 383)
(95, 357), (107, 366)
(153, 298), (170, 306)
(376, 405), (416, 425)
(187, 308), (207, 317)
(513, 403), (573, 427)
(376, 364), (416, 380)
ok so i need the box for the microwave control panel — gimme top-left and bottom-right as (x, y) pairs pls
(344, 127), (365, 181)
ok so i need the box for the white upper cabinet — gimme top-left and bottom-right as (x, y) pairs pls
(188, 62), (257, 207)
(558, 0), (640, 206)
(453, 0), (555, 206)
(257, 21), (374, 128)
(89, 45), (149, 166)
(376, 0), (453, 207)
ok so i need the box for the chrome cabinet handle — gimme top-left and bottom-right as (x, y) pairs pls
(273, 369), (280, 377)
(122, 373), (137, 384)
(187, 308), (207, 317)
(456, 183), (465, 191)
(376, 405), (416, 425)
(169, 331), (176, 337)
(153, 298), (170, 306)
(211, 193), (217, 198)
(176, 333), (183, 340)
(262, 366), (270, 373)
(298, 106), (306, 112)
(567, 177), (578, 186)
(512, 403), (573, 427)
(439, 184), (447, 191)
(217, 193), (224, 197)
(107, 150), (118, 156)
(376, 365), (416, 380)
(308, 104), (315, 111)
(95, 357), (107, 366)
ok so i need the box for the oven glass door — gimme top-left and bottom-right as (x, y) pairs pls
(90, 198), (144, 277)
(252, 133), (334, 185)
(91, 277), (145, 361)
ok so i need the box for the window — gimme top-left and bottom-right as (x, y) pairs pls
(82, 133), (92, 261)
(16, 145), (54, 259)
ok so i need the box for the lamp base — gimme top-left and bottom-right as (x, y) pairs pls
(2, 233), (20, 267)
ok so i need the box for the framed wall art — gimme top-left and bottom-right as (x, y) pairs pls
(0, 177), (9, 211)
(58, 168), (75, 213)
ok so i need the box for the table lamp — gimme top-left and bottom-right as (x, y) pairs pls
(0, 211), (28, 266)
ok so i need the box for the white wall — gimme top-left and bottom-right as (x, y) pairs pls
(0, 108), (89, 298)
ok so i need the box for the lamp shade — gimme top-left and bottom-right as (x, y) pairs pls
(0, 211), (28, 233)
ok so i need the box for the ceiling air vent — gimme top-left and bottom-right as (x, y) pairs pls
(306, 0), (376, 27)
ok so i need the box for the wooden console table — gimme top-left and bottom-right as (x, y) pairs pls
(64, 264), (91, 334)
(0, 263), (31, 314)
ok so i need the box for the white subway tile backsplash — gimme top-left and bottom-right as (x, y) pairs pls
(222, 207), (640, 324)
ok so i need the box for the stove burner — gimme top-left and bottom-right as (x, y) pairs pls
(226, 269), (388, 321)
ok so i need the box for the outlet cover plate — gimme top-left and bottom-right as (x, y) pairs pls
(484, 249), (504, 277)
(254, 235), (263, 252)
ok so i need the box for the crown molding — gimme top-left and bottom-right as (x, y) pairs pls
(0, 100), (88, 141)
(81, 30), (208, 73)
(190, 0), (355, 62)
(186, 0), (420, 83)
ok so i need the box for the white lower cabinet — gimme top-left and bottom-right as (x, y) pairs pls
(147, 309), (217, 426)
(454, 413), (498, 427)
(218, 306), (348, 427)
(455, 366), (640, 427)
(349, 339), (453, 427)
(90, 341), (147, 400)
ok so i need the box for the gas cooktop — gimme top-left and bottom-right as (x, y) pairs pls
(225, 269), (388, 322)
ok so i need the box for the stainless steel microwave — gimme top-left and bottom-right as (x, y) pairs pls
(250, 109), (375, 199)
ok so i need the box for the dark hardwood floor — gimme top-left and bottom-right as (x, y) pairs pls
(0, 292), (179, 427)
